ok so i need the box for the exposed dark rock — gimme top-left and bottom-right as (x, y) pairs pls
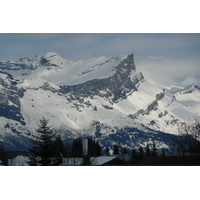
(60, 54), (143, 101)
(129, 91), (165, 119)
(102, 105), (113, 110)
(0, 70), (25, 124)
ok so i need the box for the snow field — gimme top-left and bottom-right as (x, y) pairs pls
(1, 52), (200, 149)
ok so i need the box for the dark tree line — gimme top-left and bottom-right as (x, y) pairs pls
(28, 117), (102, 166)
(112, 145), (128, 155)
(0, 146), (8, 166)
(70, 137), (101, 157)
(28, 117), (65, 166)
(130, 141), (158, 163)
(5, 117), (199, 166)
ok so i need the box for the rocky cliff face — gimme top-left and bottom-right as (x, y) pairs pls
(0, 70), (24, 124)
(0, 53), (199, 151)
(60, 54), (143, 101)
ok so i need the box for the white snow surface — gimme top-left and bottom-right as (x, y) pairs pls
(17, 76), (200, 136)
(93, 156), (118, 165)
(9, 155), (30, 166)
(0, 52), (200, 146)
(6, 52), (128, 86)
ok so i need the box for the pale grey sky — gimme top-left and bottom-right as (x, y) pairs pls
(0, 33), (199, 60)
(0, 33), (199, 87)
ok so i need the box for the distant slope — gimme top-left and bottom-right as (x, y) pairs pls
(0, 52), (199, 151)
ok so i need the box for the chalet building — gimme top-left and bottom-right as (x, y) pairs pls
(94, 156), (126, 166)
(137, 156), (200, 166)
(62, 156), (126, 166)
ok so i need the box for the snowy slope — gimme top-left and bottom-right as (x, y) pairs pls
(1, 52), (129, 86)
(0, 52), (200, 151)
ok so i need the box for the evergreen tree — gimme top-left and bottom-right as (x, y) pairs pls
(122, 147), (128, 154)
(137, 146), (144, 160)
(52, 136), (66, 165)
(70, 137), (101, 157)
(162, 148), (166, 157)
(113, 145), (119, 155)
(88, 137), (100, 156)
(28, 117), (58, 166)
(151, 141), (158, 156)
(130, 148), (137, 164)
(95, 140), (102, 156)
(53, 136), (66, 157)
(70, 138), (82, 157)
(145, 143), (151, 157)
(0, 146), (8, 166)
(105, 147), (110, 155)
(63, 139), (72, 157)
(88, 137), (94, 156)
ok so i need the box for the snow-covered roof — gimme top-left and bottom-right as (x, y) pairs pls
(62, 156), (121, 166)
(8, 155), (121, 166)
(92, 156), (119, 165)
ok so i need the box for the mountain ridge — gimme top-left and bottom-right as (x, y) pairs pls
(0, 52), (199, 151)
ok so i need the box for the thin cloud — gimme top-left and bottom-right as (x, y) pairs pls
(135, 56), (200, 86)
(0, 33), (199, 86)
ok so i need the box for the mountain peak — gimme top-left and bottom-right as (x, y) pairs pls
(117, 53), (135, 71)
(43, 52), (61, 59)
(0, 52), (200, 151)
(193, 84), (200, 90)
(59, 52), (143, 101)
(40, 52), (63, 68)
(182, 84), (200, 94)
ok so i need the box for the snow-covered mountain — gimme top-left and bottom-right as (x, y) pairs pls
(0, 52), (199, 151)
